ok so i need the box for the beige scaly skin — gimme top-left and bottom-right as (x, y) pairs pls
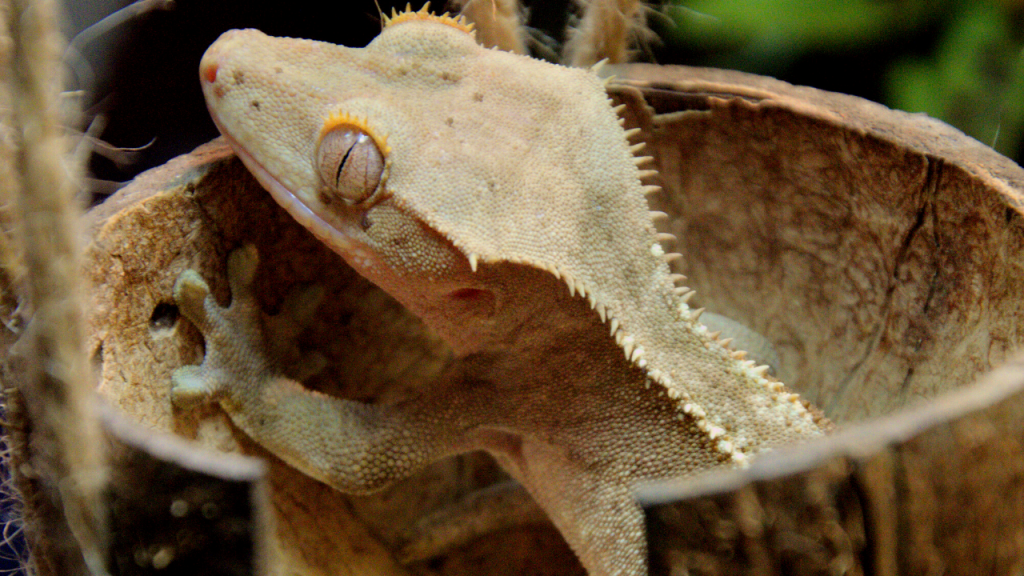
(173, 8), (830, 575)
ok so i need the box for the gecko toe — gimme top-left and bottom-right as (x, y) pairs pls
(174, 270), (214, 330)
(227, 244), (260, 297)
(171, 365), (218, 407)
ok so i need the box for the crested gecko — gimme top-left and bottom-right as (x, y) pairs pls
(172, 7), (831, 575)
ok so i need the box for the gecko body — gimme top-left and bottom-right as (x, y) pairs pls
(173, 8), (829, 575)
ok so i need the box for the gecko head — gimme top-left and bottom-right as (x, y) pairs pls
(198, 18), (511, 332)
(199, 11), (651, 345)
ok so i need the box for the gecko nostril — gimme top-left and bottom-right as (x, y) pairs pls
(202, 62), (218, 84)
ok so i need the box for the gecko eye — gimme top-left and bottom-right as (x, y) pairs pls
(316, 127), (386, 205)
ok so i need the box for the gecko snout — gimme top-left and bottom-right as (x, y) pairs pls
(200, 29), (264, 98)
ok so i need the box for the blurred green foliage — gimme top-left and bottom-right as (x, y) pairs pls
(659, 0), (1024, 165)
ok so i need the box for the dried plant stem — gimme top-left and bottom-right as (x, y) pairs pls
(564, 0), (646, 67)
(452, 0), (527, 54)
(8, 0), (107, 573)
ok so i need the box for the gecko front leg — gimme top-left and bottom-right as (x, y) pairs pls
(171, 246), (454, 494)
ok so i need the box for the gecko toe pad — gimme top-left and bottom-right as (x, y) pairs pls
(170, 365), (218, 407)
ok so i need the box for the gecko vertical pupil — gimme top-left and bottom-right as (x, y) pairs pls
(316, 127), (385, 205)
(334, 137), (356, 185)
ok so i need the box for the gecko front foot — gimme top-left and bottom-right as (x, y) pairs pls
(172, 245), (324, 409)
(171, 245), (269, 408)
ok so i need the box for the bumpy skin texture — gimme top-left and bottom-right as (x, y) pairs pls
(177, 11), (829, 575)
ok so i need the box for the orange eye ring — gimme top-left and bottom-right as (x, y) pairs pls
(319, 112), (391, 156)
(316, 113), (390, 206)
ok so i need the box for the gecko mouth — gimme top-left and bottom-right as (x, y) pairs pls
(206, 109), (357, 253)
